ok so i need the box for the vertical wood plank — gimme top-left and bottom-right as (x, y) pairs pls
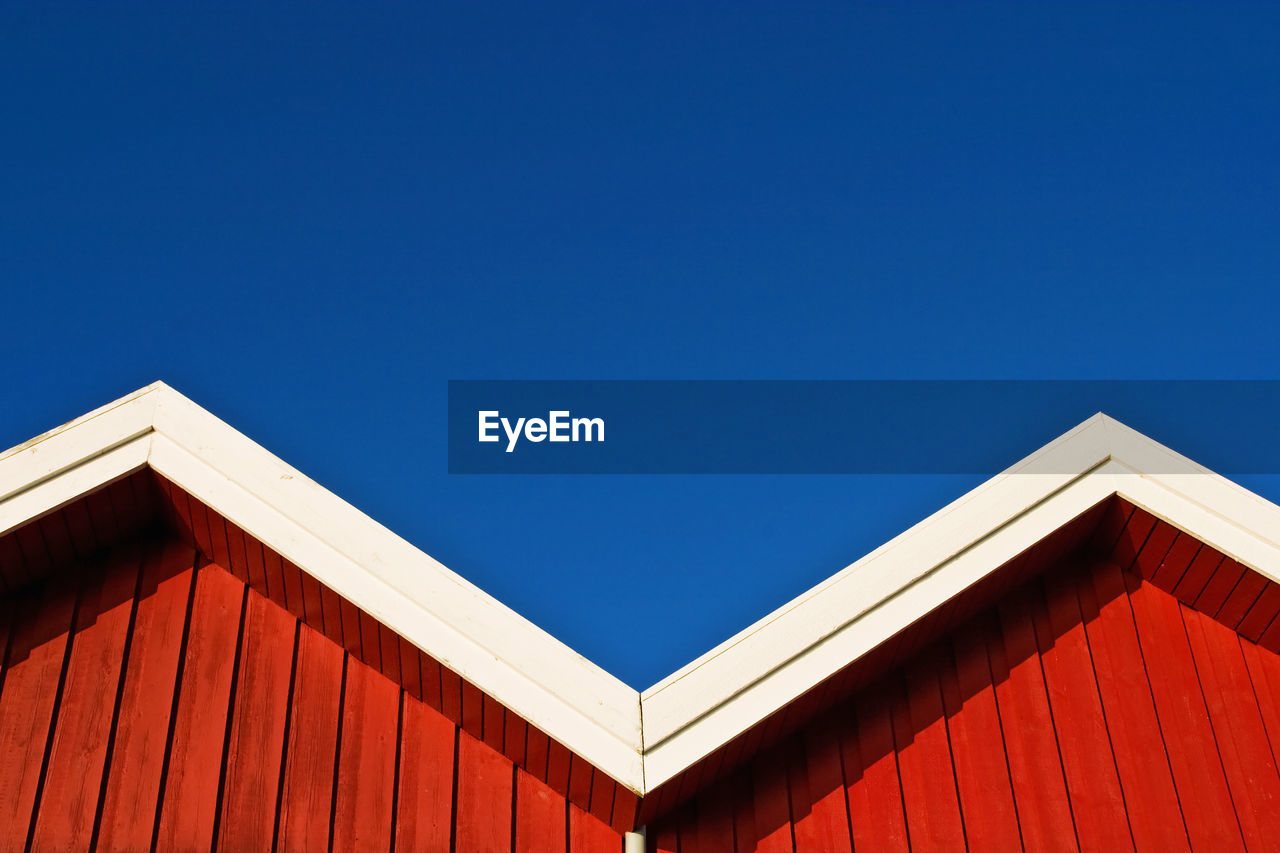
(1126, 571), (1246, 851)
(685, 778), (736, 853)
(154, 565), (246, 852)
(1172, 548), (1224, 606)
(95, 541), (196, 851)
(893, 653), (966, 851)
(941, 621), (1022, 851)
(29, 546), (141, 852)
(843, 687), (909, 853)
(332, 659), (400, 851)
(395, 693), (456, 852)
(1181, 604), (1280, 848)
(215, 593), (297, 852)
(1037, 569), (1133, 852)
(515, 769), (567, 853)
(1194, 558), (1248, 617)
(1078, 560), (1189, 853)
(791, 713), (852, 853)
(455, 731), (514, 853)
(0, 574), (79, 843)
(992, 588), (1078, 851)
(569, 802), (621, 853)
(749, 745), (792, 853)
(276, 626), (344, 853)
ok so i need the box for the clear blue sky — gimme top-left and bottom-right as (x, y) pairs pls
(4, 3), (1279, 688)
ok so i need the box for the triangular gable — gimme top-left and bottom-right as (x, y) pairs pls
(4, 383), (1280, 807)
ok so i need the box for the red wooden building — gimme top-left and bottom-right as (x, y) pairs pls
(3, 382), (1280, 851)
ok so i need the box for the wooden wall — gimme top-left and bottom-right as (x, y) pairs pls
(0, 530), (625, 852)
(7, 477), (1280, 852)
(646, 500), (1280, 852)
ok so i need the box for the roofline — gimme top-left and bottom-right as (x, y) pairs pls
(4, 385), (1280, 794)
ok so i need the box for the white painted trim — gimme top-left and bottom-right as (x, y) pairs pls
(4, 386), (1280, 798)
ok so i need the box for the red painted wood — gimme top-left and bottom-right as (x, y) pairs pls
(941, 619), (1022, 851)
(651, 817), (680, 853)
(1126, 571), (1246, 851)
(1131, 522), (1178, 581)
(992, 586), (1078, 851)
(359, 608), (383, 672)
(1110, 507), (1157, 571)
(1236, 582), (1280, 642)
(29, 545), (140, 852)
(13, 520), (52, 581)
(1078, 560), (1189, 853)
(726, 772), (757, 853)
(894, 651), (967, 850)
(83, 484), (120, 549)
(332, 657), (400, 851)
(505, 705), (529, 769)
(276, 624), (344, 853)
(590, 759), (616, 826)
(339, 597), (362, 655)
(0, 574), (79, 843)
(569, 753), (595, 813)
(380, 621), (402, 684)
(516, 769), (567, 853)
(216, 592), (297, 851)
(843, 687), (909, 853)
(0, 529), (26, 590)
(418, 647), (444, 712)
(154, 564), (246, 852)
(0, 507), (623, 848)
(749, 746), (793, 853)
(683, 776), (736, 853)
(1172, 547), (1223, 606)
(462, 679), (485, 741)
(440, 665), (463, 730)
(546, 739), (573, 798)
(37, 511), (77, 570)
(399, 635), (423, 702)
(611, 785), (640, 835)
(1194, 557), (1248, 617)
(262, 542), (288, 607)
(32, 489), (1280, 850)
(396, 691), (456, 852)
(95, 540), (196, 851)
(61, 497), (97, 560)
(1149, 533), (1200, 590)
(456, 730), (514, 853)
(1181, 604), (1280, 848)
(791, 715), (852, 853)
(570, 802), (620, 852)
(317, 578), (343, 646)
(1216, 570), (1268, 629)
(1239, 636), (1280, 773)
(1036, 568), (1133, 852)
(484, 691), (506, 753)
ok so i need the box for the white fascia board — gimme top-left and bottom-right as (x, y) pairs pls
(0, 385), (159, 535)
(7, 389), (1280, 799)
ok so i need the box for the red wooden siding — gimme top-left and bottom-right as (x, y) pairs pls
(638, 498), (1113, 826)
(649, 511), (1280, 851)
(9, 474), (1280, 851)
(145, 471), (641, 836)
(0, 523), (625, 852)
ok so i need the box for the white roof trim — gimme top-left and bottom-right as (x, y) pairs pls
(4, 384), (1280, 796)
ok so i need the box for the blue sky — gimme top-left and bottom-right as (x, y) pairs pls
(3, 3), (1279, 688)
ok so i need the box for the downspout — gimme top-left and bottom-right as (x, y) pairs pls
(624, 827), (646, 853)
